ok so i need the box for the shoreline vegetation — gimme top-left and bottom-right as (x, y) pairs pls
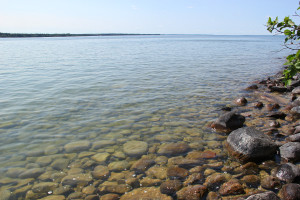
(0, 32), (160, 38)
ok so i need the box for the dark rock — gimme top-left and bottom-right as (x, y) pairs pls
(219, 179), (245, 196)
(241, 175), (260, 187)
(176, 185), (207, 200)
(280, 183), (300, 200)
(266, 103), (280, 111)
(266, 111), (287, 119)
(269, 86), (288, 93)
(245, 191), (280, 200)
(254, 102), (264, 108)
(234, 97), (248, 106)
(204, 173), (227, 191)
(280, 142), (300, 162)
(167, 166), (189, 180)
(246, 84), (258, 90)
(160, 180), (183, 195)
(270, 120), (281, 128)
(273, 163), (300, 183)
(211, 111), (245, 133)
(221, 107), (232, 111)
(226, 127), (277, 162)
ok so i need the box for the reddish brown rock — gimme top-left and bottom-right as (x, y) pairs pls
(279, 183), (300, 200)
(254, 101), (264, 108)
(176, 185), (207, 200)
(186, 150), (216, 160)
(160, 180), (183, 195)
(184, 173), (203, 186)
(219, 179), (245, 196)
(157, 143), (190, 156)
(204, 173), (227, 190)
(234, 97), (248, 106)
(167, 166), (189, 180)
(130, 157), (155, 173)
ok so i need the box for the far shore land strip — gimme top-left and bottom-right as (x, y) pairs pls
(0, 33), (160, 38)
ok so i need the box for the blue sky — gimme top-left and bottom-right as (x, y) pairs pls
(0, 0), (299, 34)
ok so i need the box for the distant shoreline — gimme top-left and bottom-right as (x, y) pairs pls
(0, 33), (160, 38)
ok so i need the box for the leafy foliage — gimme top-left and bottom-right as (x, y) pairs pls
(267, 4), (300, 85)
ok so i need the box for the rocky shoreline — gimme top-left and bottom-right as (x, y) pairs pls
(1, 69), (300, 200)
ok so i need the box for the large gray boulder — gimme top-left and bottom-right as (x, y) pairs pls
(280, 142), (300, 162)
(211, 111), (245, 133)
(226, 127), (277, 162)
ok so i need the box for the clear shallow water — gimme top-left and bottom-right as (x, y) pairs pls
(0, 35), (289, 196)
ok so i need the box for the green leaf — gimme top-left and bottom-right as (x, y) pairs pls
(284, 29), (292, 36)
(289, 20), (295, 26)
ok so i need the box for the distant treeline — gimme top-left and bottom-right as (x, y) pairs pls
(0, 32), (160, 38)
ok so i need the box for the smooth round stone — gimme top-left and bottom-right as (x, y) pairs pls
(99, 184), (132, 195)
(146, 166), (168, 180)
(160, 180), (183, 195)
(45, 145), (61, 155)
(92, 140), (116, 150)
(140, 177), (162, 187)
(51, 158), (69, 170)
(167, 166), (189, 180)
(100, 194), (119, 200)
(157, 143), (190, 156)
(67, 168), (83, 175)
(91, 153), (110, 163)
(130, 158), (155, 173)
(219, 179), (245, 196)
(123, 141), (148, 157)
(32, 182), (59, 193)
(204, 173), (227, 190)
(39, 195), (66, 200)
(82, 185), (97, 195)
(0, 190), (12, 200)
(64, 141), (90, 153)
(53, 185), (73, 195)
(19, 168), (45, 179)
(112, 151), (126, 159)
(6, 167), (26, 178)
(78, 152), (96, 159)
(261, 176), (281, 190)
(279, 183), (300, 200)
(36, 156), (53, 167)
(108, 161), (131, 171)
(92, 165), (110, 179)
(61, 174), (93, 187)
(85, 195), (100, 200)
(176, 185), (208, 200)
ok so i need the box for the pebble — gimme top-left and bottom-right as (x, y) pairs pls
(18, 168), (45, 179)
(146, 166), (168, 180)
(91, 153), (110, 163)
(51, 158), (69, 170)
(139, 177), (162, 187)
(99, 184), (132, 194)
(261, 176), (281, 190)
(100, 194), (119, 200)
(130, 157), (155, 173)
(61, 174), (93, 187)
(157, 142), (190, 156)
(176, 185), (208, 200)
(92, 165), (110, 179)
(160, 180), (183, 195)
(108, 160), (131, 171)
(123, 141), (148, 157)
(219, 179), (245, 196)
(64, 141), (90, 153)
(167, 166), (189, 180)
(32, 182), (58, 193)
(119, 187), (172, 200)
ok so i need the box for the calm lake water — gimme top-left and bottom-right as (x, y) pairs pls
(0, 35), (289, 197)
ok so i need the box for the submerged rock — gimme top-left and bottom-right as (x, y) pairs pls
(119, 187), (172, 200)
(279, 183), (300, 200)
(219, 179), (244, 196)
(18, 168), (45, 179)
(123, 141), (148, 157)
(61, 174), (93, 187)
(211, 111), (245, 133)
(176, 185), (207, 200)
(157, 143), (190, 156)
(130, 157), (155, 173)
(64, 141), (90, 153)
(226, 127), (277, 162)
(160, 180), (183, 195)
(273, 163), (300, 183)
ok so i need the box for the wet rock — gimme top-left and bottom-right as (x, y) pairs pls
(219, 179), (245, 196)
(99, 184), (132, 195)
(92, 165), (110, 179)
(157, 142), (190, 156)
(25, 190), (46, 199)
(0, 190), (12, 200)
(259, 160), (277, 170)
(292, 86), (300, 94)
(123, 141), (148, 157)
(140, 177), (162, 187)
(92, 140), (116, 150)
(146, 166), (168, 180)
(234, 97), (248, 106)
(36, 156), (53, 167)
(254, 101), (264, 108)
(125, 177), (139, 188)
(167, 156), (203, 168)
(100, 194), (119, 200)
(39, 195), (66, 200)
(130, 157), (155, 173)
(269, 86), (288, 93)
(167, 166), (189, 180)
(267, 111), (287, 119)
(45, 145), (61, 155)
(280, 142), (300, 162)
(6, 167), (26, 178)
(176, 185), (207, 200)
(64, 140), (90, 153)
(291, 106), (300, 119)
(211, 111), (245, 133)
(269, 120), (281, 128)
(245, 191), (280, 200)
(207, 191), (220, 200)
(204, 173), (227, 190)
(19, 168), (45, 179)
(108, 160), (130, 171)
(68, 192), (85, 199)
(120, 187), (172, 200)
(85, 195), (99, 200)
(261, 175), (281, 190)
(51, 158), (69, 170)
(184, 173), (203, 186)
(241, 175), (260, 187)
(91, 153), (110, 163)
(160, 180), (183, 195)
(67, 167), (83, 175)
(287, 133), (300, 142)
(53, 185), (73, 195)
(246, 84), (258, 90)
(186, 150), (216, 159)
(273, 163), (300, 183)
(234, 162), (259, 175)
(26, 149), (44, 157)
(226, 127), (277, 162)
(61, 174), (93, 187)
(82, 185), (97, 195)
(32, 182), (58, 193)
(279, 183), (300, 200)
